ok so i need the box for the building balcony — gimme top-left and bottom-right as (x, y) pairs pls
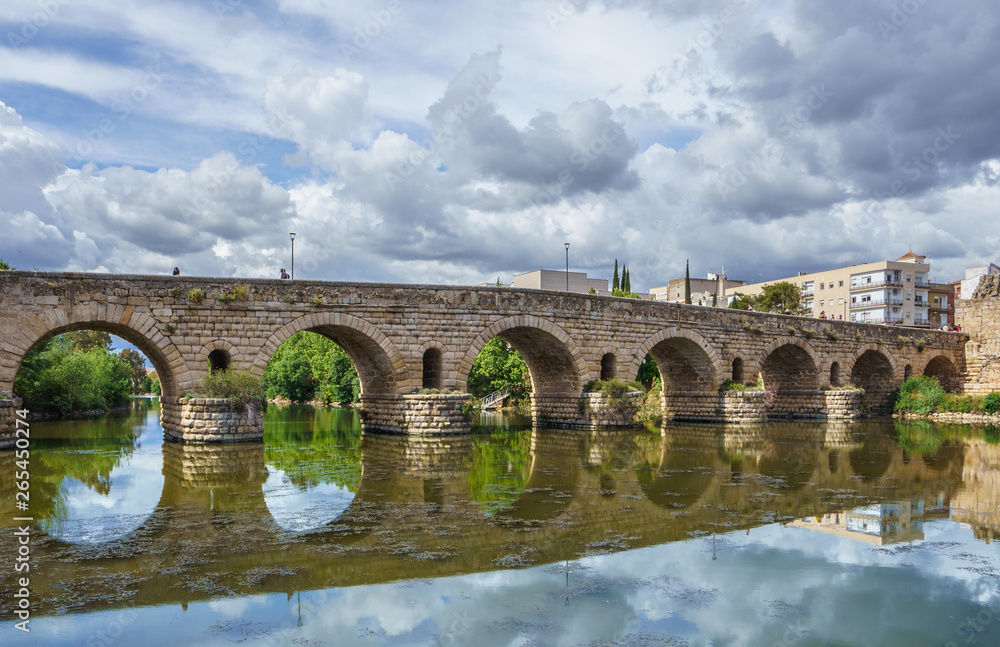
(914, 280), (930, 289)
(850, 298), (902, 309)
(850, 279), (903, 290)
(802, 290), (815, 297)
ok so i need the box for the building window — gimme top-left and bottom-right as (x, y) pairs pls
(906, 274), (911, 282)
(839, 281), (844, 287)
(820, 283), (825, 290)
(839, 298), (844, 304)
(829, 283), (834, 289)
(819, 300), (824, 306)
(906, 293), (911, 300)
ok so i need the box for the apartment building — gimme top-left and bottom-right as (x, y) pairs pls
(928, 282), (955, 328)
(724, 251), (932, 327)
(649, 272), (747, 305)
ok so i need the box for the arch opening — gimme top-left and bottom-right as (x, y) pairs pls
(13, 328), (164, 412)
(732, 357), (744, 383)
(761, 343), (819, 414)
(422, 348), (443, 390)
(262, 331), (361, 404)
(601, 353), (617, 381)
(830, 361), (841, 387)
(647, 336), (719, 421)
(923, 356), (959, 392)
(851, 350), (895, 413)
(208, 349), (231, 374)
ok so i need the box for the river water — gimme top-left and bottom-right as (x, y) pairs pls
(2, 399), (999, 646)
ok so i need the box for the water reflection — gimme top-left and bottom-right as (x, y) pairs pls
(27, 400), (163, 544)
(262, 406), (362, 532)
(1, 403), (999, 646)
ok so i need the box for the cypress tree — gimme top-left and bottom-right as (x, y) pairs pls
(684, 259), (692, 304)
(623, 267), (631, 294)
(613, 260), (620, 292)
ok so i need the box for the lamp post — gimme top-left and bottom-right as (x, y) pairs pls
(289, 232), (296, 279)
(564, 242), (570, 292)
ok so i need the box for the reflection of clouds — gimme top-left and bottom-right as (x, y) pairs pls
(207, 595), (267, 618)
(261, 465), (354, 532)
(42, 447), (164, 544)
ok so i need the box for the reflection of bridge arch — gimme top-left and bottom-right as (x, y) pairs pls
(637, 445), (717, 510)
(253, 313), (409, 395)
(459, 316), (587, 396)
(499, 430), (582, 523)
(5, 313), (185, 396)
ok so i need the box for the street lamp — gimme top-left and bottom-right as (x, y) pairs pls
(289, 233), (296, 279)
(564, 242), (570, 291)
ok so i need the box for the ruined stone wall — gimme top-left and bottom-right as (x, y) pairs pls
(956, 275), (1000, 395)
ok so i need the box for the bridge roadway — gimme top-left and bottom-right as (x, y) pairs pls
(0, 424), (970, 617)
(0, 271), (967, 436)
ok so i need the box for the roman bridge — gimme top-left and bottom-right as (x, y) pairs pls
(0, 271), (967, 440)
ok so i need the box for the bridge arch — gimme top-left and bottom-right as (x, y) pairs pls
(759, 336), (820, 389)
(848, 345), (898, 411)
(2, 308), (185, 397)
(921, 354), (960, 392)
(459, 316), (587, 396)
(252, 313), (408, 395)
(199, 339), (241, 375)
(631, 328), (723, 421)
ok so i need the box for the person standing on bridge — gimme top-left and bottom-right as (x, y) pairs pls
(173, 267), (180, 276)
(280, 268), (290, 279)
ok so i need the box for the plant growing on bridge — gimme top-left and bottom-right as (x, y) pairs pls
(187, 288), (205, 303)
(0, 258), (14, 270)
(202, 369), (265, 420)
(741, 321), (764, 335)
(583, 378), (645, 426)
(824, 329), (838, 340)
(800, 327), (816, 339)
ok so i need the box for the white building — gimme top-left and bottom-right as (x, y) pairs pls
(959, 263), (1000, 299)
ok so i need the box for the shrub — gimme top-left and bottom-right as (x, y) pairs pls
(984, 393), (1000, 415)
(187, 288), (205, 303)
(824, 329), (838, 340)
(892, 375), (945, 415)
(800, 328), (816, 339)
(201, 369), (265, 419)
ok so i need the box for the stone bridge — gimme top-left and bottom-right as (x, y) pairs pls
(0, 424), (970, 617)
(0, 271), (968, 440)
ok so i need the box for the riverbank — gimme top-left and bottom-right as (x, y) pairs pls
(895, 411), (1000, 424)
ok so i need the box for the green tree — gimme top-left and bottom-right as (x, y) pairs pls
(262, 331), (361, 404)
(623, 267), (631, 294)
(728, 292), (754, 310)
(66, 330), (113, 353)
(684, 259), (692, 304)
(266, 348), (315, 401)
(636, 354), (659, 389)
(756, 281), (802, 313)
(14, 335), (131, 412)
(612, 259), (620, 292)
(467, 337), (530, 403)
(0, 258), (13, 270)
(118, 348), (148, 394)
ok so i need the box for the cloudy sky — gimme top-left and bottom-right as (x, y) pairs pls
(2, 0), (999, 291)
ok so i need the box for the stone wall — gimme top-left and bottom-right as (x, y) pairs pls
(359, 393), (472, 434)
(0, 397), (22, 451)
(951, 440), (1000, 543)
(956, 276), (1000, 395)
(161, 397), (264, 443)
